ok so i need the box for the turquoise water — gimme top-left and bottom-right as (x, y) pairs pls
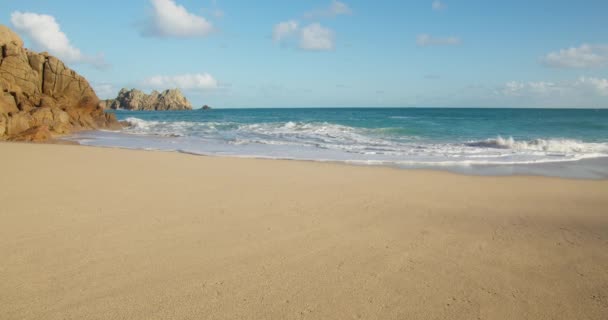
(69, 108), (608, 178)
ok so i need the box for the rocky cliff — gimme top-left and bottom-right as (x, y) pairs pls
(0, 25), (119, 141)
(105, 88), (192, 111)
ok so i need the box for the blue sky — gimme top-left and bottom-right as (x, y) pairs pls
(2, 0), (608, 108)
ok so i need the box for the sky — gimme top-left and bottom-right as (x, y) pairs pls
(1, 0), (608, 108)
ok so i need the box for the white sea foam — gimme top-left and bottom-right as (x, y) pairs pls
(109, 118), (608, 166)
(123, 117), (156, 130)
(466, 136), (608, 154)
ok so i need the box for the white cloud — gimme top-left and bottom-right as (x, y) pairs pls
(500, 81), (559, 96)
(92, 82), (117, 99)
(272, 21), (335, 51)
(432, 1), (447, 11)
(416, 78), (608, 108)
(273, 20), (299, 42)
(499, 77), (608, 97)
(576, 77), (608, 96)
(304, 1), (352, 19)
(300, 23), (335, 51)
(10, 11), (108, 69)
(142, 73), (219, 90)
(542, 44), (608, 68)
(448, 77), (608, 107)
(274, 2), (347, 51)
(141, 0), (214, 38)
(416, 34), (461, 46)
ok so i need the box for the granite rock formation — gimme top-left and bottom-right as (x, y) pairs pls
(0, 25), (119, 141)
(105, 88), (192, 111)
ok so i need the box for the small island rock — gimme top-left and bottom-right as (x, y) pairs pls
(106, 88), (193, 111)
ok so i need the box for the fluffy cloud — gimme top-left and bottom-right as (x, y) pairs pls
(304, 1), (352, 19)
(273, 1), (348, 51)
(10, 11), (108, 68)
(140, 0), (214, 38)
(272, 22), (335, 51)
(416, 34), (461, 46)
(142, 73), (219, 90)
(432, 1), (447, 11)
(300, 23), (335, 51)
(541, 44), (608, 68)
(273, 20), (299, 42)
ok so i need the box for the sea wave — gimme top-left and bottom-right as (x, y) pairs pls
(118, 117), (608, 165)
(466, 136), (608, 154)
(123, 118), (404, 151)
(123, 117), (238, 137)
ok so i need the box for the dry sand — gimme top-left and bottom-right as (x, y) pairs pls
(1, 142), (607, 319)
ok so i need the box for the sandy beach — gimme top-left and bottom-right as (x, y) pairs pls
(1, 142), (607, 319)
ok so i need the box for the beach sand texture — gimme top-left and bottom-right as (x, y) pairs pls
(1, 142), (607, 319)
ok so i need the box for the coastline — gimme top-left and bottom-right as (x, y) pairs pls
(1, 141), (607, 319)
(60, 130), (608, 180)
(63, 107), (608, 180)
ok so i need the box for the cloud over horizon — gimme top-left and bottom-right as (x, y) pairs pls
(10, 11), (108, 69)
(140, 0), (214, 38)
(541, 44), (608, 68)
(142, 73), (219, 90)
(92, 82), (117, 99)
(498, 77), (608, 100)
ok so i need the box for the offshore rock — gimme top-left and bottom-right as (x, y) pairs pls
(106, 88), (192, 111)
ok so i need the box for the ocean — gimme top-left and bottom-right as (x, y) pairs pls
(67, 108), (608, 179)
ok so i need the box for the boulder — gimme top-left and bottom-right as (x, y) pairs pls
(0, 25), (24, 47)
(6, 112), (33, 136)
(30, 107), (71, 134)
(0, 91), (19, 114)
(0, 24), (119, 141)
(0, 113), (7, 136)
(9, 125), (52, 142)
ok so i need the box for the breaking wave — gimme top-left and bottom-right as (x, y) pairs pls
(466, 136), (608, 154)
(116, 117), (608, 165)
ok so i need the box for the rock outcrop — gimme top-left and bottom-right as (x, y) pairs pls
(0, 25), (119, 141)
(105, 88), (192, 111)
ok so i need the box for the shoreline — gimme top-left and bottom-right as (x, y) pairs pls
(2, 141), (608, 319)
(0, 140), (532, 180)
(54, 132), (608, 180)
